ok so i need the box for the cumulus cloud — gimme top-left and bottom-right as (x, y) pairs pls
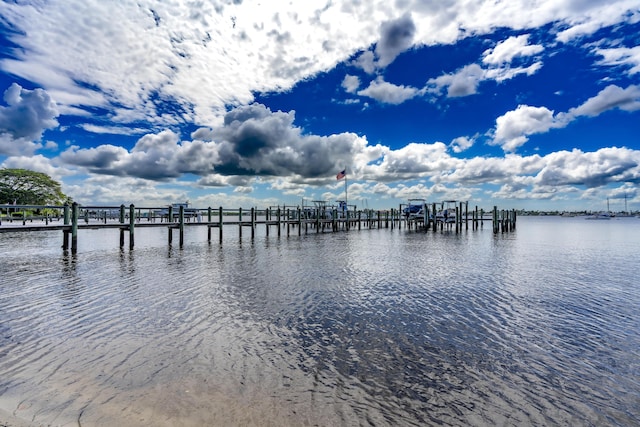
(375, 13), (416, 67)
(0, 83), (59, 155)
(357, 77), (420, 104)
(482, 34), (544, 65)
(342, 75), (361, 93)
(60, 104), (371, 181)
(361, 141), (465, 183)
(437, 147), (640, 192)
(0, 154), (69, 182)
(536, 147), (640, 188)
(352, 51), (377, 74)
(449, 136), (475, 153)
(490, 84), (640, 152)
(491, 105), (560, 152)
(351, 13), (416, 73)
(567, 84), (640, 117)
(213, 104), (372, 177)
(428, 64), (485, 97)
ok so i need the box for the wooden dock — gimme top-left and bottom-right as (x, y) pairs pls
(0, 202), (516, 253)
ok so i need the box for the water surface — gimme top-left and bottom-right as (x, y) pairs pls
(1, 217), (639, 426)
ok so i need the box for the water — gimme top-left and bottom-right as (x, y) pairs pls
(1, 217), (639, 426)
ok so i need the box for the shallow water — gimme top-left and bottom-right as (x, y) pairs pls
(1, 217), (639, 426)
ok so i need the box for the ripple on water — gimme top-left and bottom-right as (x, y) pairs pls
(1, 219), (639, 426)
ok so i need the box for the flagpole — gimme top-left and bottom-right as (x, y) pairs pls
(344, 168), (348, 210)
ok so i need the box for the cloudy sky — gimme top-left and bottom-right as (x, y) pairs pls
(1, 0), (639, 212)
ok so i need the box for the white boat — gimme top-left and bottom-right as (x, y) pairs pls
(156, 202), (199, 219)
(586, 198), (614, 220)
(585, 212), (611, 220)
(403, 199), (426, 220)
(436, 200), (457, 223)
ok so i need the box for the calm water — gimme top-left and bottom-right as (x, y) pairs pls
(1, 217), (639, 426)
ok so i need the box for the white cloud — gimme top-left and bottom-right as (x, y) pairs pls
(428, 59), (542, 98)
(0, 154), (70, 182)
(342, 75), (361, 93)
(490, 84), (640, 152)
(79, 124), (149, 136)
(555, 0), (640, 42)
(492, 105), (560, 152)
(59, 104), (372, 181)
(484, 61), (543, 82)
(375, 13), (416, 67)
(0, 83), (59, 155)
(568, 84), (640, 118)
(595, 46), (640, 75)
(357, 77), (420, 104)
(449, 136), (475, 153)
(428, 64), (485, 97)
(1, 84), (58, 133)
(352, 51), (377, 74)
(536, 147), (640, 188)
(482, 34), (544, 65)
(0, 0), (634, 129)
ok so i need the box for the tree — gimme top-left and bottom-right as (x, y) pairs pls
(0, 168), (72, 205)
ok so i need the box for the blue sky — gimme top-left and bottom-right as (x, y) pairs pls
(0, 1), (639, 212)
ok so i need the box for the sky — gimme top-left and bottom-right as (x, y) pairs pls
(0, 0), (639, 212)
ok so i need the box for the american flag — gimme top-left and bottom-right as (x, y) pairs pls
(336, 169), (346, 180)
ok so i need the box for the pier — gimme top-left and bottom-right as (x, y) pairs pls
(0, 202), (516, 253)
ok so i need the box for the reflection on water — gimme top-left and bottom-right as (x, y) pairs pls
(1, 217), (639, 426)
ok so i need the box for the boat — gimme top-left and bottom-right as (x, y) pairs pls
(586, 198), (613, 220)
(403, 199), (426, 220)
(156, 202), (199, 220)
(436, 200), (457, 224)
(585, 212), (612, 220)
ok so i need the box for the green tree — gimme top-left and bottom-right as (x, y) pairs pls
(0, 168), (72, 205)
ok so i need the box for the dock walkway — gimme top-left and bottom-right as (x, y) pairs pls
(0, 203), (516, 253)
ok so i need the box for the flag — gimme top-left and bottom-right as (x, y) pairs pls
(336, 169), (346, 180)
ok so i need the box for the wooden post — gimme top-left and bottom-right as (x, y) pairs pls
(297, 208), (302, 236)
(502, 209), (506, 232)
(266, 208), (270, 237)
(465, 202), (469, 230)
(179, 205), (185, 247)
(168, 205), (173, 245)
(493, 206), (498, 233)
(277, 208), (281, 237)
(120, 204), (126, 247)
(62, 204), (70, 249)
(207, 207), (212, 242)
(423, 203), (428, 231)
(286, 209), (290, 236)
(71, 202), (78, 253)
(129, 204), (135, 249)
(474, 205), (478, 229)
(218, 207), (223, 242)
(239, 207), (243, 239)
(251, 207), (256, 239)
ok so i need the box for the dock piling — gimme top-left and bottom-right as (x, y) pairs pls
(71, 202), (78, 253)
